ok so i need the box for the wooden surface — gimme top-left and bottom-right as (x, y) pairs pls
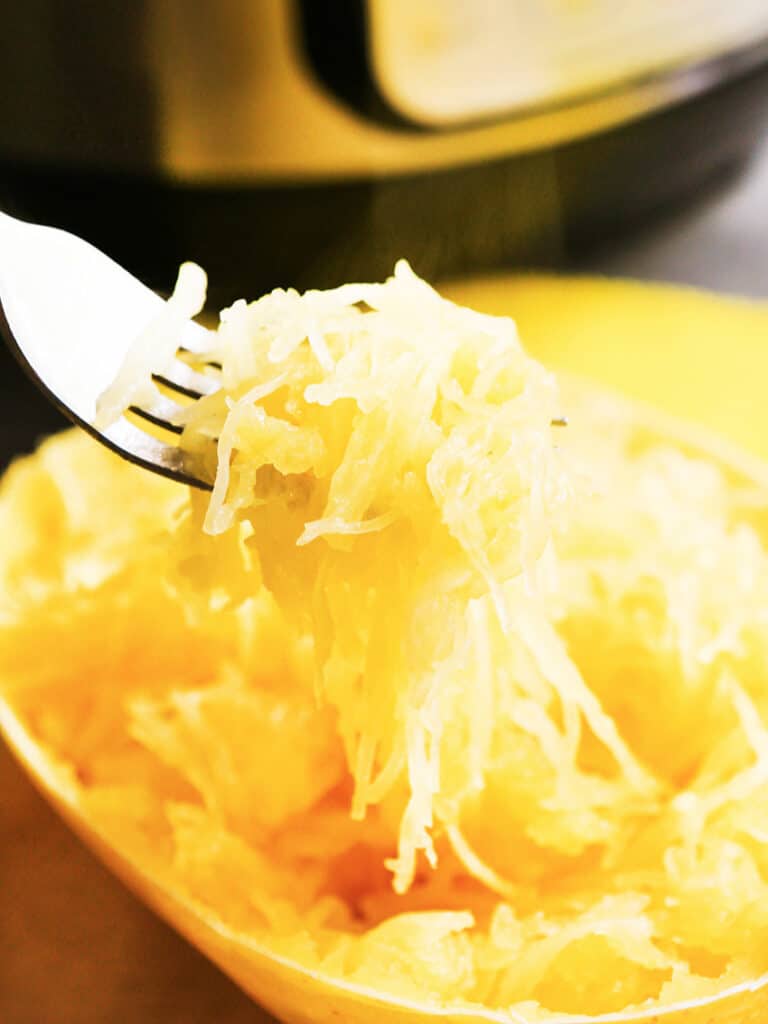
(0, 739), (274, 1023)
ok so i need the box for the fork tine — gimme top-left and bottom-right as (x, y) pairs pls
(177, 346), (223, 371)
(128, 395), (186, 435)
(152, 357), (221, 400)
(97, 418), (213, 489)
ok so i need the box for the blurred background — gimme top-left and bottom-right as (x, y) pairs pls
(2, 2), (768, 1021)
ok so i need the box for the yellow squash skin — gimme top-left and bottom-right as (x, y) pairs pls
(443, 275), (768, 459)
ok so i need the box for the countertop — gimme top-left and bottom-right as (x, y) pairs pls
(581, 140), (768, 298)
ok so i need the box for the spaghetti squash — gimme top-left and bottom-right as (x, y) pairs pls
(2, 264), (768, 1021)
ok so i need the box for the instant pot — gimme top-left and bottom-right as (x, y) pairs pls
(2, 1), (768, 301)
(2, 1), (768, 454)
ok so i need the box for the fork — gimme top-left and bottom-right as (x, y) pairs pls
(0, 211), (216, 489)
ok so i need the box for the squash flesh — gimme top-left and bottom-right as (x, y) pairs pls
(2, 269), (768, 1019)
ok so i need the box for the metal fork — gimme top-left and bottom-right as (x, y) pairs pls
(0, 211), (216, 489)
